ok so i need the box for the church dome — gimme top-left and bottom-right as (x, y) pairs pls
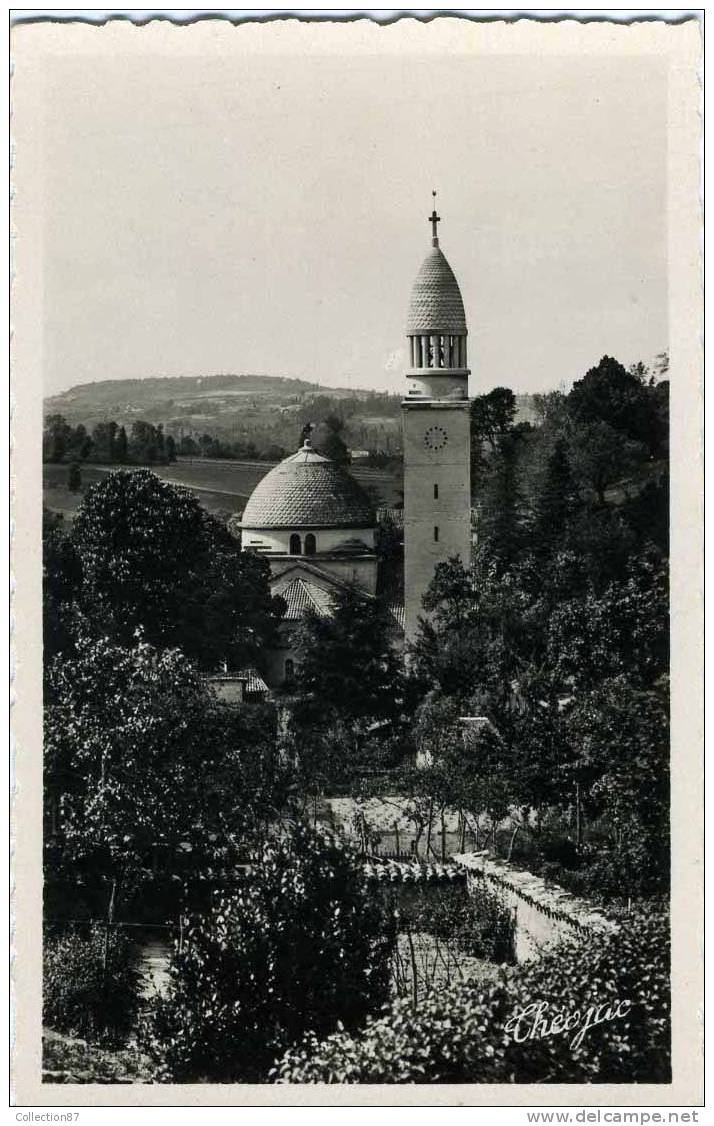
(406, 246), (467, 335)
(240, 441), (375, 530)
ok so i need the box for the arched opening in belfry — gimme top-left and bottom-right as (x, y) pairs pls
(289, 533), (302, 555)
(304, 533), (316, 555)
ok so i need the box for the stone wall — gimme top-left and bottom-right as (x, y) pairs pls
(454, 851), (616, 964)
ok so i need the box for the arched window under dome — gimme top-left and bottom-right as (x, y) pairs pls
(289, 533), (302, 555)
(304, 533), (316, 555)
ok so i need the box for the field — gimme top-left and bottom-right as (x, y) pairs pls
(43, 458), (402, 521)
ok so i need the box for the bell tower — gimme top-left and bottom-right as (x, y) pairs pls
(402, 194), (472, 642)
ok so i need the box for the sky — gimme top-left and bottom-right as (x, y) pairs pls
(40, 48), (667, 398)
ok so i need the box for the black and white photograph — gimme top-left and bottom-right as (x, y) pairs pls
(10, 11), (702, 1109)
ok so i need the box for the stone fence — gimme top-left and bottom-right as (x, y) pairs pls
(453, 851), (617, 963)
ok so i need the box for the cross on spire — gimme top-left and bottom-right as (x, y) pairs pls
(429, 189), (441, 244)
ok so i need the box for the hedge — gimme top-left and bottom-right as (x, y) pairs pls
(43, 923), (143, 1044)
(273, 908), (670, 1084)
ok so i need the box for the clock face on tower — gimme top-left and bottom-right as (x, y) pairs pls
(423, 425), (449, 451)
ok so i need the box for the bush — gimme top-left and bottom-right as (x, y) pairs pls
(273, 908), (670, 1084)
(142, 825), (397, 1082)
(391, 881), (516, 965)
(43, 924), (143, 1044)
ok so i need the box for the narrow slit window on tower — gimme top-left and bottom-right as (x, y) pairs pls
(434, 526), (439, 542)
(433, 483), (439, 500)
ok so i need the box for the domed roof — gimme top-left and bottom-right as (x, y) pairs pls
(406, 246), (467, 334)
(240, 442), (375, 530)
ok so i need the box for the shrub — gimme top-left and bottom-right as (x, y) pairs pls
(142, 825), (397, 1082)
(43, 924), (143, 1044)
(273, 908), (670, 1084)
(390, 881), (516, 965)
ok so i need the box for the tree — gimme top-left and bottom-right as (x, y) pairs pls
(115, 425), (128, 464)
(568, 419), (646, 506)
(546, 551), (669, 693)
(42, 508), (82, 659)
(568, 354), (666, 458)
(564, 675), (669, 896)
(70, 423), (92, 461)
(178, 434), (198, 457)
(69, 470), (283, 668)
(130, 420), (159, 462)
(44, 414), (73, 463)
(533, 436), (575, 553)
(44, 636), (289, 921)
(165, 434), (176, 462)
(320, 414), (349, 465)
(67, 462), (82, 493)
(144, 825), (396, 1081)
(292, 583), (404, 731)
(470, 387), (518, 453)
(477, 431), (530, 567)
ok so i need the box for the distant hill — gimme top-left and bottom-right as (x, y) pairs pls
(44, 374), (403, 460)
(44, 373), (538, 462)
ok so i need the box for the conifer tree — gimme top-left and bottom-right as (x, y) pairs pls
(67, 461), (82, 493)
(115, 425), (128, 463)
(534, 436), (575, 554)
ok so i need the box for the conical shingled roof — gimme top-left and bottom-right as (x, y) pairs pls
(406, 246), (467, 334)
(240, 442), (375, 530)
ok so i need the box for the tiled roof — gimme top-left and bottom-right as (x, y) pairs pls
(240, 442), (375, 530)
(279, 577), (334, 620)
(236, 667), (270, 695)
(387, 600), (405, 630)
(377, 506), (404, 531)
(406, 246), (467, 334)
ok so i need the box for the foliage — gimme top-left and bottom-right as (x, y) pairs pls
(42, 508), (82, 660)
(42, 1029), (156, 1084)
(273, 908), (670, 1084)
(142, 825), (397, 1082)
(44, 636), (289, 919)
(407, 537), (669, 894)
(318, 413), (350, 465)
(68, 469), (283, 668)
(67, 462), (82, 493)
(388, 881), (516, 966)
(292, 583), (405, 733)
(568, 355), (667, 458)
(43, 414), (177, 466)
(43, 924), (143, 1044)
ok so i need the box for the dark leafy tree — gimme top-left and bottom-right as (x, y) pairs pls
(144, 825), (396, 1082)
(115, 425), (128, 463)
(67, 462), (82, 493)
(44, 414), (73, 463)
(69, 470), (283, 669)
(533, 437), (575, 553)
(44, 636), (289, 921)
(165, 434), (176, 462)
(568, 419), (646, 506)
(42, 508), (82, 659)
(478, 430), (531, 567)
(292, 584), (404, 732)
(568, 354), (666, 458)
(470, 387), (518, 452)
(320, 413), (350, 465)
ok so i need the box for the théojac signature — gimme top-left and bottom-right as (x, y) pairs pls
(505, 998), (632, 1050)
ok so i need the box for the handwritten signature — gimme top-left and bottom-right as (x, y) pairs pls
(505, 998), (632, 1050)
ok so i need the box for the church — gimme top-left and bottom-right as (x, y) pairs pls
(238, 199), (472, 688)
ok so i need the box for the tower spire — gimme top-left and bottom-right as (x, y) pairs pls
(429, 189), (441, 247)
